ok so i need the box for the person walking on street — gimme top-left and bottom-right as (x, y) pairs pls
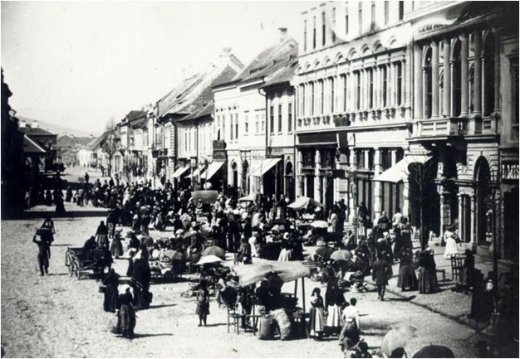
(372, 252), (391, 301)
(85, 172), (90, 184)
(33, 232), (51, 276)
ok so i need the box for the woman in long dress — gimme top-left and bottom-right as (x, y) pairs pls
(309, 288), (325, 340)
(96, 221), (109, 249)
(397, 248), (418, 291)
(325, 278), (345, 336)
(110, 228), (124, 258)
(339, 298), (360, 350)
(443, 225), (460, 258)
(195, 280), (210, 326)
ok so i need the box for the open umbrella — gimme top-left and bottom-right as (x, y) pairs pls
(162, 250), (186, 261)
(287, 196), (324, 209)
(196, 255), (224, 266)
(238, 193), (256, 202)
(202, 245), (226, 260)
(380, 325), (418, 357)
(315, 246), (335, 260)
(412, 345), (455, 358)
(233, 260), (311, 287)
(330, 249), (353, 261)
(310, 220), (329, 229)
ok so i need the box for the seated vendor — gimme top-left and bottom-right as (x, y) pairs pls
(81, 236), (97, 259)
(254, 279), (271, 314)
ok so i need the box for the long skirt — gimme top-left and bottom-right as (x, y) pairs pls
(117, 304), (136, 337)
(103, 285), (118, 312)
(97, 234), (108, 248)
(397, 264), (418, 290)
(326, 304), (342, 331)
(195, 302), (210, 315)
(110, 238), (124, 258)
(309, 307), (325, 336)
(443, 238), (459, 258)
(418, 267), (436, 294)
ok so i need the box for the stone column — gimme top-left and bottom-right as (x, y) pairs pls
(391, 149), (397, 165)
(364, 149), (369, 170)
(473, 32), (482, 116)
(414, 44), (423, 119)
(422, 66), (428, 119)
(347, 147), (356, 223)
(443, 39), (451, 117)
(314, 150), (321, 200)
(470, 191), (477, 250)
(458, 192), (464, 242)
(432, 41), (439, 118)
(402, 178), (410, 219)
(374, 148), (382, 215)
(297, 149), (303, 196)
(461, 33), (469, 116)
(323, 175), (328, 205)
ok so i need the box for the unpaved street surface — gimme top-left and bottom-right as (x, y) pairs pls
(2, 210), (481, 357)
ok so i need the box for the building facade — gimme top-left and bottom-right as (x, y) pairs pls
(214, 29), (298, 197)
(407, 1), (519, 261)
(294, 1), (414, 216)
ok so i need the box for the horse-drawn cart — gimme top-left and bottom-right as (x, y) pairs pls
(65, 247), (107, 279)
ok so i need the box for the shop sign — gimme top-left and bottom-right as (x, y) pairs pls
(501, 163), (519, 180)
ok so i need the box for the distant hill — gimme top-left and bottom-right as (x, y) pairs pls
(17, 116), (101, 137)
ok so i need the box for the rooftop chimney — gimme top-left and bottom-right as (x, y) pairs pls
(32, 121), (39, 128)
(278, 28), (288, 43)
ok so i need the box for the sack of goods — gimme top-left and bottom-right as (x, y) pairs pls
(272, 309), (292, 341)
(258, 314), (276, 340)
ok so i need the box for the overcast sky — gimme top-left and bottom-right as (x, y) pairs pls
(2, 1), (316, 135)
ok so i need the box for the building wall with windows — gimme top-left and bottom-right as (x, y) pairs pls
(294, 0), (414, 216)
(408, 1), (518, 262)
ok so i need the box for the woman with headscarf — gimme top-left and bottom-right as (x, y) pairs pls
(309, 287), (326, 341)
(102, 268), (120, 312)
(95, 221), (109, 249)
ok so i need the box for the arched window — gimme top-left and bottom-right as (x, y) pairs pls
(452, 40), (462, 117)
(484, 32), (496, 116)
(424, 47), (433, 119)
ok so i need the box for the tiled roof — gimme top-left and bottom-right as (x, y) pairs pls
(19, 126), (55, 136)
(89, 131), (111, 151)
(179, 101), (214, 122)
(232, 37), (298, 84)
(261, 61), (298, 89)
(156, 74), (206, 118)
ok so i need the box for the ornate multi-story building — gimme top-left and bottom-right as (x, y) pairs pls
(294, 1), (414, 218)
(407, 1), (518, 261)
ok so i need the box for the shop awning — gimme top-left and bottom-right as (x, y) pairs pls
(373, 155), (432, 183)
(250, 158), (281, 177)
(186, 168), (201, 178)
(201, 161), (225, 180)
(172, 165), (189, 179)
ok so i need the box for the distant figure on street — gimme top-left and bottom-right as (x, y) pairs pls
(33, 230), (52, 276)
(372, 252), (391, 301)
(84, 172), (90, 184)
(95, 221), (109, 249)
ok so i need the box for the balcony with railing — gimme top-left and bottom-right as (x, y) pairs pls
(414, 114), (499, 139)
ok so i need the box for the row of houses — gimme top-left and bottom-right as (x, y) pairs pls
(91, 1), (517, 265)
